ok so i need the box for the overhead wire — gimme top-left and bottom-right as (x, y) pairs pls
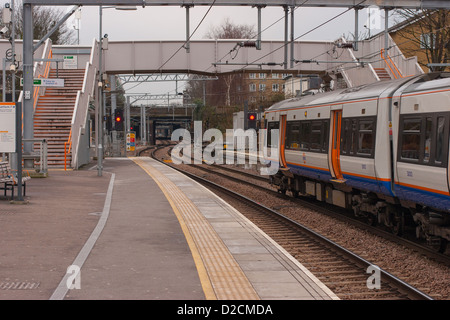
(206, 0), (311, 71)
(314, 20), (450, 76)
(296, 8), (450, 72)
(157, 0), (217, 72)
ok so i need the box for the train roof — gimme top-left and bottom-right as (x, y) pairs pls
(265, 73), (450, 113)
(402, 72), (450, 94)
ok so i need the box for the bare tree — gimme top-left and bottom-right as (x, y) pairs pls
(2, 1), (76, 44)
(204, 17), (255, 39)
(392, 9), (450, 71)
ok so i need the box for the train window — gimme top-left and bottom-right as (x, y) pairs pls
(286, 122), (300, 150)
(340, 117), (376, 158)
(322, 121), (329, 152)
(299, 122), (311, 151)
(287, 120), (330, 153)
(310, 121), (322, 151)
(398, 114), (449, 167)
(341, 119), (350, 155)
(351, 119), (358, 155)
(423, 117), (432, 163)
(401, 118), (421, 160)
(357, 120), (375, 156)
(435, 116), (445, 164)
(267, 121), (279, 148)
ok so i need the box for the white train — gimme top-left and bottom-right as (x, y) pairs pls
(264, 72), (450, 252)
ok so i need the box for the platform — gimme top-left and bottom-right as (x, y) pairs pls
(0, 157), (338, 300)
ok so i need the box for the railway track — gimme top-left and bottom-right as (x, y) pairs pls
(149, 144), (437, 300)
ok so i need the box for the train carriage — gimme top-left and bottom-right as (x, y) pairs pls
(264, 73), (450, 251)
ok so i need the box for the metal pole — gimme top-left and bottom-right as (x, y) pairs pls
(284, 6), (289, 69)
(290, 6), (294, 68)
(98, 5), (103, 176)
(185, 5), (191, 53)
(140, 105), (143, 142)
(22, 3), (34, 170)
(2, 59), (5, 102)
(126, 96), (131, 133)
(384, 8), (389, 58)
(11, 0), (16, 102)
(244, 100), (248, 130)
(256, 6), (262, 50)
(202, 80), (206, 106)
(142, 105), (147, 145)
(15, 101), (23, 201)
(354, 7), (359, 51)
(102, 88), (107, 152)
(110, 74), (116, 130)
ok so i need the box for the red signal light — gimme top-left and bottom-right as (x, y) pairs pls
(249, 114), (256, 121)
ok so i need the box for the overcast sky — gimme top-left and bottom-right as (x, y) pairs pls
(72, 5), (377, 44)
(0, 1), (383, 43)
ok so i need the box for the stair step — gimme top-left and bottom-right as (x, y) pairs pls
(34, 124), (71, 128)
(374, 68), (391, 81)
(34, 67), (85, 168)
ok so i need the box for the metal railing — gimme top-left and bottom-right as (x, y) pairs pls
(381, 49), (403, 79)
(335, 37), (379, 88)
(32, 39), (53, 113)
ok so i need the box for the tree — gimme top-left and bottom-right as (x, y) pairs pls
(204, 17), (255, 39)
(1, 1), (76, 44)
(391, 9), (450, 71)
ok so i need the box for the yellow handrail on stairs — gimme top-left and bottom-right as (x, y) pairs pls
(380, 49), (403, 79)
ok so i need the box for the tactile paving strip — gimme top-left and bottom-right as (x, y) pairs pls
(0, 282), (40, 290)
(133, 158), (260, 300)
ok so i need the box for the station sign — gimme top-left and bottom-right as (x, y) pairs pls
(126, 131), (136, 151)
(20, 78), (65, 87)
(0, 103), (16, 152)
(63, 55), (78, 69)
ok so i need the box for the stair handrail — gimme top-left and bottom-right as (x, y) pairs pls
(64, 129), (72, 171)
(65, 38), (99, 169)
(32, 39), (53, 113)
(380, 48), (402, 79)
(334, 37), (378, 88)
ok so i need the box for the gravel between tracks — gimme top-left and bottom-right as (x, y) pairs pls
(154, 149), (450, 300)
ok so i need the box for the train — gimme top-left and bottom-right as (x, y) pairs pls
(263, 72), (450, 252)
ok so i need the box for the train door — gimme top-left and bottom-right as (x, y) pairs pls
(329, 109), (344, 180)
(279, 114), (288, 168)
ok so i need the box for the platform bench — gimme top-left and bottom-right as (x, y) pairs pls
(0, 161), (31, 200)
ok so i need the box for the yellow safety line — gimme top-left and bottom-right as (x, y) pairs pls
(132, 158), (217, 300)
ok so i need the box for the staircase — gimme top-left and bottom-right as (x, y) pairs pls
(33, 69), (85, 167)
(374, 68), (391, 81)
